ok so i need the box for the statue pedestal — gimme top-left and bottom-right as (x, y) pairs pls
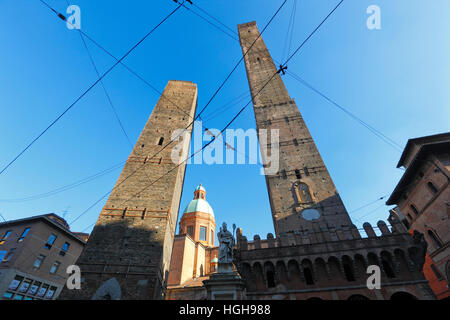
(203, 264), (246, 300)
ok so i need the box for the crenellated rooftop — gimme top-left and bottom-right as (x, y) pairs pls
(237, 218), (409, 253)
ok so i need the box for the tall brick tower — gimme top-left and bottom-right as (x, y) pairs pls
(238, 22), (352, 236)
(59, 80), (197, 300)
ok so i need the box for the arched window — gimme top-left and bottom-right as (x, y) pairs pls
(347, 294), (369, 301)
(427, 230), (443, 249)
(343, 262), (355, 282)
(266, 270), (276, 288)
(297, 183), (313, 203)
(427, 182), (438, 194)
(303, 267), (314, 285)
(382, 259), (396, 278)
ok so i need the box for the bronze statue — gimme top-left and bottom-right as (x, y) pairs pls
(217, 222), (235, 264)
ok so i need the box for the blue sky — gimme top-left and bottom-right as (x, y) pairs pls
(0, 0), (449, 241)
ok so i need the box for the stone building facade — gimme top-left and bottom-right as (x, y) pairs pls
(59, 80), (198, 300)
(235, 222), (434, 300)
(0, 214), (86, 300)
(387, 133), (450, 299)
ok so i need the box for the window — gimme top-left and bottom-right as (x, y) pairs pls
(199, 226), (207, 241)
(28, 281), (41, 296)
(295, 169), (301, 179)
(45, 286), (57, 299)
(18, 278), (32, 293)
(427, 230), (443, 249)
(44, 234), (57, 250)
(430, 264), (443, 280)
(157, 137), (164, 146)
(12, 294), (24, 300)
(410, 204), (419, 216)
(282, 170), (287, 179)
(343, 263), (355, 281)
(211, 230), (214, 245)
(303, 166), (310, 176)
(59, 242), (70, 256)
(37, 284), (49, 298)
(33, 254), (45, 269)
(8, 275), (23, 290)
(3, 248), (16, 262)
(266, 271), (276, 288)
(293, 138), (299, 146)
(0, 230), (12, 245)
(303, 267), (314, 285)
(2, 292), (13, 299)
(402, 219), (410, 229)
(382, 260), (396, 278)
(427, 182), (438, 194)
(298, 183), (313, 203)
(0, 250), (7, 261)
(18, 227), (31, 242)
(187, 226), (194, 237)
(49, 261), (61, 274)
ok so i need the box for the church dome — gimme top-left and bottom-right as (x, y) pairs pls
(182, 184), (214, 216)
(183, 199), (214, 216)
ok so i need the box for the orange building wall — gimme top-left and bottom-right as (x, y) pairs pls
(408, 229), (449, 299)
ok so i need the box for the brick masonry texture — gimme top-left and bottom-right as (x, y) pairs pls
(238, 21), (352, 236)
(59, 80), (197, 300)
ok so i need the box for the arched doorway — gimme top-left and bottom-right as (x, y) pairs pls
(347, 294), (370, 301)
(390, 292), (418, 300)
(306, 297), (323, 301)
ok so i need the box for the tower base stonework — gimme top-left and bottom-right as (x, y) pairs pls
(203, 266), (246, 300)
(59, 80), (197, 300)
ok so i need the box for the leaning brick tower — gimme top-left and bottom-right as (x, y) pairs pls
(59, 80), (197, 300)
(238, 22), (353, 236)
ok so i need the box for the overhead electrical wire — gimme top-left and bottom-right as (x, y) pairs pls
(0, 160), (126, 203)
(0, 0), (185, 177)
(183, 0), (403, 153)
(67, 0), (289, 227)
(64, 0), (133, 149)
(95, 0), (346, 218)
